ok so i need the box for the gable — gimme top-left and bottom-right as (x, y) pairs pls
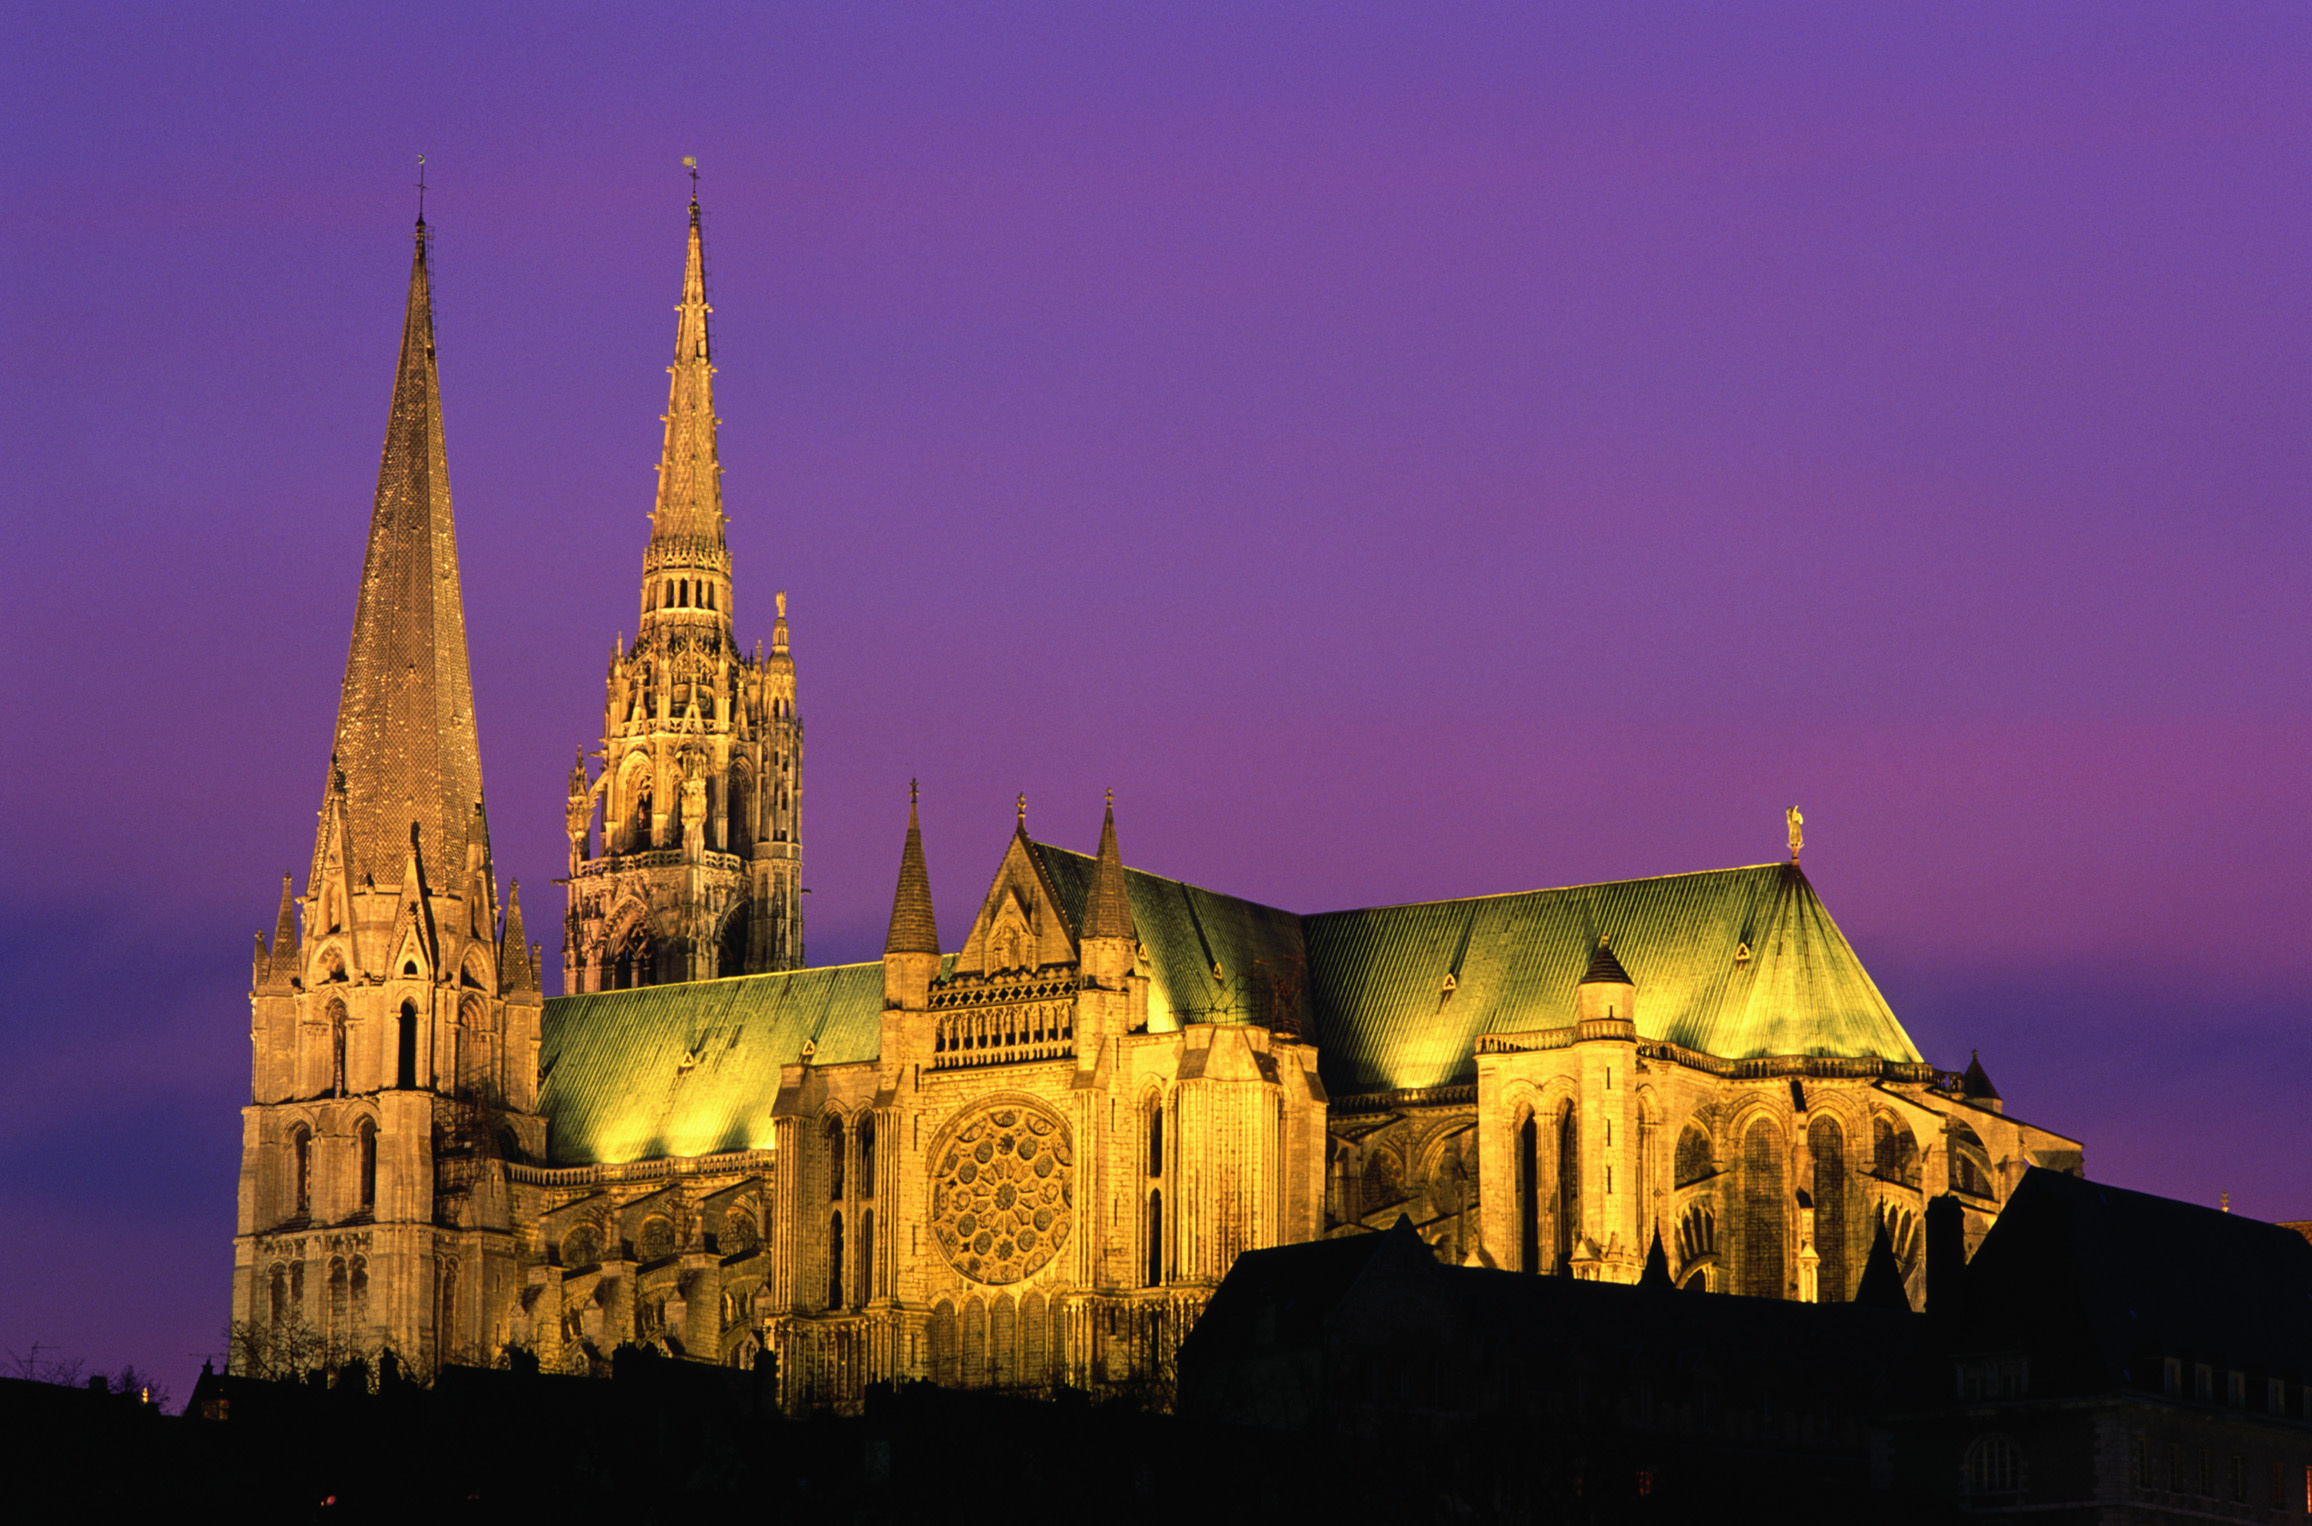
(953, 834), (1079, 977)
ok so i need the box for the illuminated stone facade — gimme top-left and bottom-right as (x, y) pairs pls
(561, 195), (803, 991)
(234, 202), (2083, 1406)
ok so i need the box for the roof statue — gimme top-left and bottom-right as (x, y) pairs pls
(1787, 804), (1804, 863)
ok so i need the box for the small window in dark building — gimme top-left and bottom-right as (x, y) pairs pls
(828, 1211), (845, 1309)
(1963, 1434), (2020, 1495)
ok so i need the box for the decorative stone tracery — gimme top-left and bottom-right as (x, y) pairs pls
(930, 1101), (1074, 1285)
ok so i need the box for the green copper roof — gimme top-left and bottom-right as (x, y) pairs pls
(1301, 862), (1919, 1095)
(1030, 842), (1308, 1034)
(537, 856), (1917, 1162)
(539, 960), (902, 1166)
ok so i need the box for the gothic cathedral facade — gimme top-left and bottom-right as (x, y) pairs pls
(233, 198), (2083, 1406)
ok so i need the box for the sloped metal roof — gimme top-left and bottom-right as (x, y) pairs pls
(1301, 863), (1919, 1095)
(1030, 843), (1308, 1034)
(539, 960), (903, 1166)
(537, 858), (1917, 1162)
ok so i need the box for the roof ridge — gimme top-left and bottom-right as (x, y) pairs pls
(1308, 862), (1789, 919)
(1030, 839), (1300, 919)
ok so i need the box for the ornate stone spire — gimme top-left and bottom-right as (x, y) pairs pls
(885, 782), (940, 956)
(261, 873), (299, 989)
(648, 192), (724, 554)
(324, 217), (487, 887)
(1082, 790), (1135, 942)
(500, 880), (538, 993)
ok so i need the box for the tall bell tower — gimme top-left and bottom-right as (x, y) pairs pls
(564, 187), (803, 991)
(234, 215), (545, 1377)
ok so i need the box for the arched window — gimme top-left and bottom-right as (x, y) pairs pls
(992, 1294), (1017, 1387)
(717, 903), (750, 979)
(268, 1265), (289, 1331)
(1674, 1124), (1714, 1187)
(1146, 1189), (1164, 1287)
(930, 1300), (959, 1385)
(328, 1257), (349, 1333)
(726, 770), (753, 853)
(1516, 1110), (1540, 1274)
(561, 1224), (602, 1268)
(290, 1124), (312, 1216)
(1810, 1115), (1850, 1301)
(457, 997), (492, 1096)
(827, 1211), (845, 1309)
(962, 1297), (987, 1387)
(328, 1001), (348, 1095)
(395, 1000), (417, 1089)
(1554, 1102), (1579, 1272)
(628, 775), (653, 853)
(825, 1117), (846, 1201)
(1362, 1148), (1403, 1216)
(1737, 1117), (1786, 1297)
(356, 1118), (377, 1212)
(857, 1117), (876, 1199)
(1021, 1291), (1047, 1387)
(857, 1208), (874, 1303)
(438, 1259), (458, 1358)
(1146, 1099), (1164, 1178)
(349, 1256), (368, 1325)
(1964, 1434), (2022, 1494)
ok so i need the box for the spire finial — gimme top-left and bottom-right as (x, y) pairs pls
(1786, 805), (1804, 863)
(416, 154), (427, 225)
(909, 776), (920, 808)
(1017, 793), (1027, 829)
(683, 154), (699, 207)
(1083, 789), (1134, 942)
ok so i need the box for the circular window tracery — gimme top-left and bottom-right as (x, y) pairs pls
(931, 1101), (1073, 1285)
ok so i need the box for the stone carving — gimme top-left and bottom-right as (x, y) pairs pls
(931, 1101), (1074, 1285)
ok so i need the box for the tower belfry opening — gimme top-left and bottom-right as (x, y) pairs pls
(563, 188), (803, 991)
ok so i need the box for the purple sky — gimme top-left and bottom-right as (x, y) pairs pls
(3, 3), (2306, 1401)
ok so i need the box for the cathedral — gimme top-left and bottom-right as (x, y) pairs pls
(231, 194), (2084, 1411)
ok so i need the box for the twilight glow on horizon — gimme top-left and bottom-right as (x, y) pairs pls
(1, 3), (2305, 1400)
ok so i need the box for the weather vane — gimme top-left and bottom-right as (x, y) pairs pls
(417, 154), (427, 220)
(683, 154), (699, 201)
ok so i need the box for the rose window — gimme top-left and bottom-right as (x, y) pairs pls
(931, 1102), (1073, 1285)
